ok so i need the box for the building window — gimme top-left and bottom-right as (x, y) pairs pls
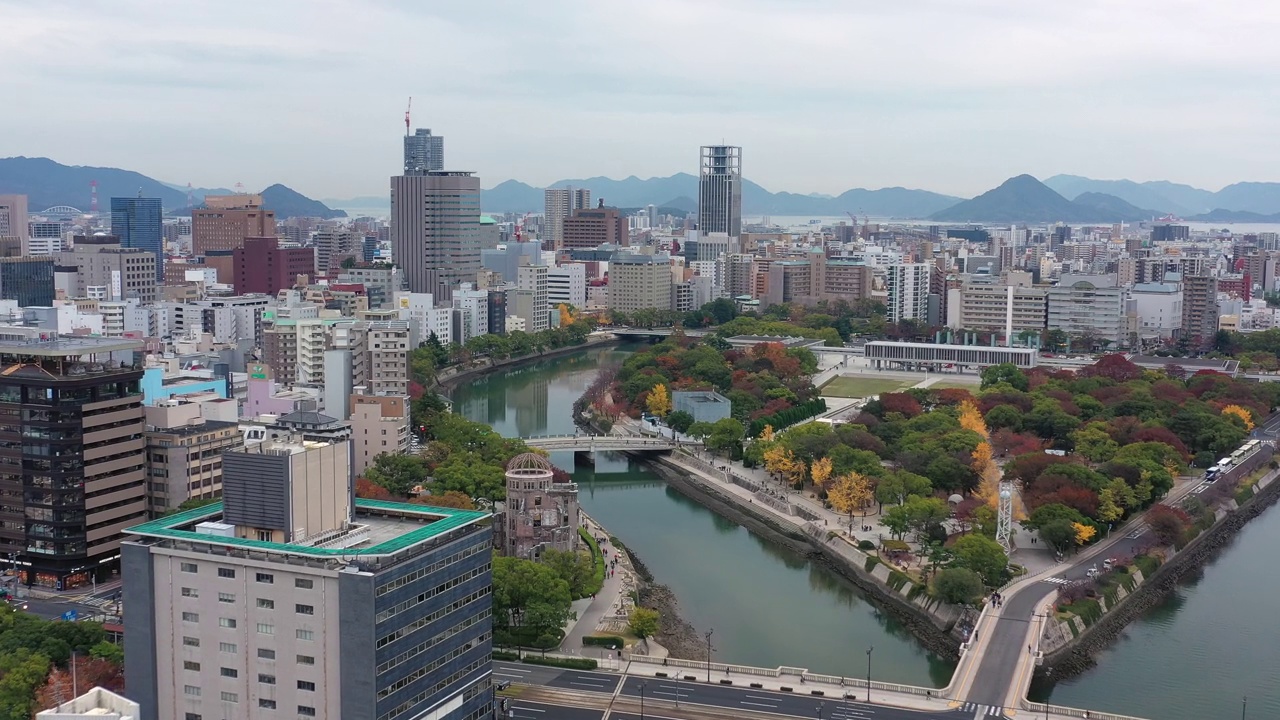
(180, 562), (197, 573)
(256, 623), (274, 635)
(258, 648), (276, 660)
(259, 673), (277, 684)
(297, 680), (316, 691)
(298, 707), (316, 717)
(295, 629), (313, 641)
(218, 592), (235, 603)
(295, 604), (314, 615)
(182, 612), (199, 623)
(219, 642), (237, 653)
(217, 568), (235, 579)
(219, 618), (236, 629)
(257, 598), (275, 609)
(296, 655), (315, 665)
(220, 691), (238, 703)
(183, 661), (200, 671)
(181, 587), (198, 598)
(183, 685), (201, 697)
(256, 572), (274, 584)
(295, 578), (314, 589)
(220, 667), (238, 678)
(185, 714), (202, 720)
(182, 636), (200, 647)
(258, 699), (277, 709)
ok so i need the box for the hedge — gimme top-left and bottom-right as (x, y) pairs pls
(864, 556), (880, 573)
(521, 656), (598, 670)
(493, 650), (520, 661)
(747, 399), (828, 437)
(579, 528), (606, 598)
(583, 634), (626, 649)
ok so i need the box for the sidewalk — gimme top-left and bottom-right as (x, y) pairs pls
(559, 514), (640, 657)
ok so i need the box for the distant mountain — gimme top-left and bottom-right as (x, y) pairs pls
(321, 196), (390, 209)
(1211, 182), (1280, 215)
(1044, 175), (1280, 216)
(0, 156), (188, 210)
(928, 175), (1155, 223)
(481, 172), (961, 218)
(656, 196), (697, 213)
(261, 184), (345, 219)
(161, 182), (236, 203)
(1187, 208), (1280, 223)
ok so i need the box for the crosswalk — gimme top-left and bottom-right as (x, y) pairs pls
(957, 701), (1008, 718)
(1042, 576), (1071, 585)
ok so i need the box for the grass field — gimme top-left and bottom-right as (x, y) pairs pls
(819, 376), (912, 398)
(927, 380), (980, 390)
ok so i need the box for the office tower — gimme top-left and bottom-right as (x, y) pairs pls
(1182, 275), (1219, 350)
(110, 196), (164, 280)
(143, 402), (243, 517)
(1151, 224), (1190, 243)
(349, 391), (410, 473)
(481, 241), (542, 285)
(312, 230), (362, 276)
(123, 435), (494, 720)
(514, 264), (549, 332)
(61, 235), (159, 303)
(646, 204), (658, 230)
(0, 335), (147, 590)
(884, 263), (932, 323)
(562, 205), (627, 249)
(544, 187), (591, 250)
(404, 128), (445, 174)
(391, 173), (481, 301)
(191, 195), (276, 255)
(0, 194), (29, 254)
(608, 251), (673, 312)
(1047, 275), (1127, 348)
(28, 221), (64, 255)
(698, 145), (742, 238)
(233, 237), (316, 294)
(0, 256), (54, 306)
(548, 264), (587, 310)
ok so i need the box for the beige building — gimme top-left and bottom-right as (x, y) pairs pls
(948, 282), (1048, 334)
(349, 392), (410, 474)
(60, 236), (159, 303)
(365, 323), (409, 396)
(144, 401), (244, 517)
(192, 195), (275, 255)
(608, 251), (673, 312)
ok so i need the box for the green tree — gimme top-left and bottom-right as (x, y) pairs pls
(882, 504), (912, 539)
(830, 445), (885, 478)
(1038, 519), (1076, 552)
(1024, 503), (1087, 530)
(904, 495), (951, 541)
(88, 640), (124, 665)
(934, 567), (985, 605)
(0, 647), (51, 720)
(431, 453), (506, 500)
(981, 363), (1029, 391)
(873, 470), (932, 510)
(541, 548), (596, 599)
(363, 453), (430, 496)
(984, 405), (1023, 432)
(665, 410), (695, 434)
(705, 418), (746, 453)
(628, 607), (660, 639)
(492, 556), (572, 646)
(1072, 423), (1119, 462)
(686, 421), (713, 441)
(952, 534), (1009, 586)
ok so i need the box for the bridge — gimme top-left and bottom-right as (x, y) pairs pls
(523, 434), (698, 452)
(36, 205), (87, 216)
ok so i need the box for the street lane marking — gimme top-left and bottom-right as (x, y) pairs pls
(1042, 576), (1070, 585)
(741, 700), (779, 707)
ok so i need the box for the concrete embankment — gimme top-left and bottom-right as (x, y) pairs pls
(1040, 469), (1280, 680)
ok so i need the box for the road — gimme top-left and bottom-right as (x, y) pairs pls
(4, 581), (121, 621)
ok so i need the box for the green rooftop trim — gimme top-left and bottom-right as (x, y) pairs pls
(125, 499), (489, 558)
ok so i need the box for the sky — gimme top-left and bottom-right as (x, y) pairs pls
(4, 0), (1280, 200)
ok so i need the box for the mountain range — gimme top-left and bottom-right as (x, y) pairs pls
(0, 157), (344, 219)
(929, 175), (1160, 223)
(1043, 174), (1280, 218)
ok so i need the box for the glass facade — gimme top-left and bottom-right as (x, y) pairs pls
(111, 197), (164, 280)
(0, 258), (53, 307)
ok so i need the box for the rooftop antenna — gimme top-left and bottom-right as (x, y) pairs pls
(405, 97), (412, 136)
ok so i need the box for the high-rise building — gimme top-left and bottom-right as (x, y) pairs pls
(366, 322), (410, 396)
(608, 252), (673, 312)
(548, 264), (587, 310)
(233, 237), (315, 295)
(143, 401), (243, 517)
(0, 256), (54, 306)
(404, 127), (445, 174)
(514, 264), (549, 332)
(0, 194), (29, 254)
(110, 197), (164, 280)
(349, 391), (410, 474)
(0, 334), (147, 590)
(698, 145), (742, 238)
(191, 195), (276, 255)
(544, 187), (591, 250)
(60, 235), (159, 303)
(1047, 274), (1127, 348)
(123, 435), (494, 720)
(562, 205), (627, 250)
(1151, 224), (1190, 243)
(885, 263), (932, 323)
(27, 221), (64, 256)
(312, 230), (362, 276)
(1182, 274), (1219, 349)
(391, 173), (481, 301)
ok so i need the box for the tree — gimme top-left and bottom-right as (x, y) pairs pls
(628, 607), (660, 639)
(34, 654), (124, 710)
(1147, 504), (1191, 546)
(1038, 519), (1076, 552)
(354, 477), (394, 500)
(810, 456), (833, 490)
(934, 568), (985, 605)
(984, 405), (1023, 432)
(952, 534), (1009, 586)
(411, 490), (477, 510)
(873, 471), (931, 510)
(541, 548), (596, 599)
(706, 418), (746, 453)
(363, 453), (430, 496)
(1072, 423), (1119, 463)
(88, 640), (124, 665)
(1221, 404), (1255, 430)
(903, 495), (951, 541)
(686, 421), (713, 441)
(882, 504), (912, 539)
(646, 383), (672, 417)
(828, 473), (873, 530)
(666, 410), (695, 434)
(492, 556), (573, 646)
(1025, 503), (1087, 530)
(0, 648), (52, 720)
(1072, 521), (1097, 545)
(981, 363), (1029, 391)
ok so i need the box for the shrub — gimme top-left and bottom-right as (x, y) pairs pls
(858, 540), (876, 551)
(887, 570), (911, 591)
(933, 567), (984, 605)
(578, 528), (606, 596)
(583, 635), (626, 649)
(522, 656), (597, 670)
(1236, 486), (1256, 504)
(864, 556), (880, 573)
(1134, 554), (1159, 578)
(493, 650), (520, 661)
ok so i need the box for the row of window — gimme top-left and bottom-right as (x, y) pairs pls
(180, 601), (313, 621)
(377, 608), (489, 675)
(378, 655), (487, 720)
(183, 701), (314, 716)
(179, 562), (314, 590)
(374, 539), (487, 597)
(182, 625), (314, 644)
(376, 582), (489, 650)
(375, 562), (489, 626)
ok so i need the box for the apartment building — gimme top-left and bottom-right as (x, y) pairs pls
(349, 392), (410, 474)
(947, 282), (1048, 334)
(607, 252), (673, 312)
(192, 196), (276, 255)
(1047, 274), (1127, 347)
(144, 401), (243, 517)
(366, 323), (410, 397)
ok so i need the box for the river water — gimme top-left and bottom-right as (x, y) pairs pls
(452, 344), (1280, 716)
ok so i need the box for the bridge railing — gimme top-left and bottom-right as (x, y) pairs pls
(1025, 702), (1150, 720)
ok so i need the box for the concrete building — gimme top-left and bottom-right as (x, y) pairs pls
(143, 401), (243, 517)
(497, 453), (579, 559)
(672, 390), (732, 424)
(698, 146), (742, 238)
(513, 264), (549, 332)
(0, 194), (28, 254)
(548, 264), (587, 310)
(403, 127), (444, 174)
(865, 341), (1038, 370)
(562, 205), (627, 250)
(192, 196), (275, 255)
(233, 237), (315, 295)
(60, 235), (158, 303)
(312, 230), (362, 276)
(110, 197), (164, 280)
(366, 322), (410, 397)
(885, 263), (932, 323)
(480, 241), (542, 285)
(1129, 281), (1183, 342)
(544, 187), (591, 250)
(0, 256), (54, 307)
(0, 336), (147, 589)
(1047, 274), (1127, 348)
(608, 251), (673, 312)
(349, 392), (410, 474)
(123, 437), (494, 720)
(35, 687), (140, 719)
(27, 221), (65, 256)
(337, 264), (403, 310)
(391, 173), (481, 301)
(1182, 274), (1220, 350)
(451, 284), (489, 344)
(948, 282), (1048, 335)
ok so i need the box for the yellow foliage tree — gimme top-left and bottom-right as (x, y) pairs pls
(558, 303), (574, 328)
(763, 445), (801, 485)
(828, 473), (873, 529)
(760, 425), (775, 442)
(1221, 404), (1255, 430)
(810, 457), (833, 490)
(1072, 522), (1096, 545)
(646, 383), (672, 417)
(958, 399), (989, 436)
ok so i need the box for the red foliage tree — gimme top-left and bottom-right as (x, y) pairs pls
(355, 477), (394, 500)
(1131, 427), (1191, 460)
(1082, 354), (1144, 382)
(977, 391), (1034, 415)
(36, 657), (125, 709)
(991, 429), (1046, 458)
(411, 490), (476, 510)
(1105, 416), (1143, 446)
(878, 392), (923, 418)
(1003, 452), (1074, 486)
(1146, 504), (1191, 546)
(932, 388), (974, 407)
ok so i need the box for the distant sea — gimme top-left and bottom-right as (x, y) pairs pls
(744, 215), (1280, 234)
(333, 205), (389, 220)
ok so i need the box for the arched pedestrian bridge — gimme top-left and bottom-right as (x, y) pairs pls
(523, 434), (699, 452)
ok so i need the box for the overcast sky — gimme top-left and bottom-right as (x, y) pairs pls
(4, 0), (1280, 200)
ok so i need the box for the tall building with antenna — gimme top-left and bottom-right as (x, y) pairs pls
(698, 145), (742, 238)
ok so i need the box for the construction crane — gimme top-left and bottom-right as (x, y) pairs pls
(845, 211), (858, 226)
(514, 212), (532, 242)
(405, 97), (412, 136)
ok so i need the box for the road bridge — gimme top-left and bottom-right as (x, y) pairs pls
(523, 434), (698, 452)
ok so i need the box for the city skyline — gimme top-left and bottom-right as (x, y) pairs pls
(4, 1), (1280, 200)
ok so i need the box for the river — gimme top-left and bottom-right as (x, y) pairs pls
(451, 344), (1280, 716)
(451, 345), (953, 687)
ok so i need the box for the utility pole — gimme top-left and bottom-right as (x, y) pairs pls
(639, 681), (646, 720)
(1242, 696), (1247, 720)
(705, 629), (715, 682)
(866, 646), (874, 703)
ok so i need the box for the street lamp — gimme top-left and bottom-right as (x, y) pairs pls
(639, 681), (646, 720)
(817, 701), (825, 719)
(866, 646), (873, 703)
(1242, 696), (1247, 720)
(705, 629), (715, 682)
(1044, 668), (1052, 720)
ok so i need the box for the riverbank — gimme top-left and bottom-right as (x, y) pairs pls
(1039, 464), (1280, 681)
(434, 334), (621, 389)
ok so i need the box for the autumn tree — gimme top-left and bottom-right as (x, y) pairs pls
(354, 477), (394, 500)
(646, 383), (672, 418)
(828, 472), (873, 530)
(1146, 504), (1191, 546)
(410, 490), (477, 510)
(34, 654), (124, 710)
(1221, 404), (1255, 430)
(1072, 521), (1097, 545)
(763, 445), (804, 488)
(628, 607), (660, 639)
(810, 456), (833, 490)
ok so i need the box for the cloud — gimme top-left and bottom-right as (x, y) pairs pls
(2, 0), (1280, 199)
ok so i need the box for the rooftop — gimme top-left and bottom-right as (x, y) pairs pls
(146, 419), (239, 437)
(127, 498), (489, 558)
(0, 336), (143, 357)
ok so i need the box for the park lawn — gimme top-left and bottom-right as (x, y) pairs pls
(927, 380), (980, 390)
(819, 376), (911, 398)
